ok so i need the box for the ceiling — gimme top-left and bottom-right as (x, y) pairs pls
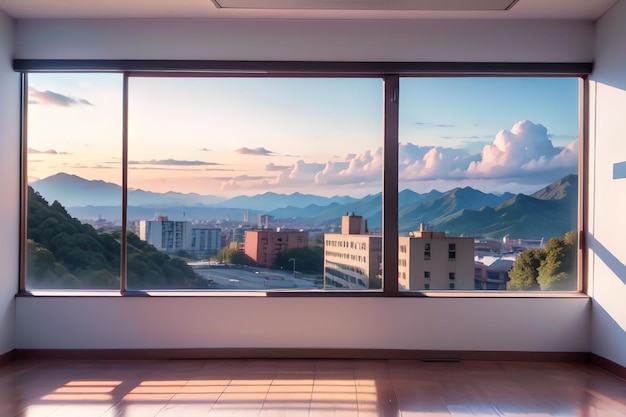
(0, 0), (618, 20)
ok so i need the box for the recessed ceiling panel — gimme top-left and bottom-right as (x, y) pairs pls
(213, 0), (519, 10)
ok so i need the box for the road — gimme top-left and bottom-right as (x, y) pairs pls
(191, 264), (321, 290)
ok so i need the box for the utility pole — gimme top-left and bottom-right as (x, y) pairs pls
(288, 258), (296, 278)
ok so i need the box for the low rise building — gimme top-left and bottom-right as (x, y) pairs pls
(474, 254), (516, 290)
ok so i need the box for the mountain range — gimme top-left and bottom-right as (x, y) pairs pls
(31, 173), (357, 211)
(30, 172), (578, 241)
(30, 173), (226, 207)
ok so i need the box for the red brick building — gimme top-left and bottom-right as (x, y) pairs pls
(244, 229), (309, 268)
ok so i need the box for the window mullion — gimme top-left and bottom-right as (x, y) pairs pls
(383, 75), (399, 295)
(120, 73), (129, 294)
(19, 73), (29, 293)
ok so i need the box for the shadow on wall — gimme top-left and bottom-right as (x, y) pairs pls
(588, 233), (626, 367)
(0, 297), (16, 355)
(590, 298), (626, 367)
(588, 233), (626, 286)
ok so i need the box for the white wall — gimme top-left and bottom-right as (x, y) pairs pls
(12, 17), (594, 354)
(16, 297), (589, 352)
(0, 10), (19, 356)
(14, 19), (594, 62)
(589, 0), (626, 368)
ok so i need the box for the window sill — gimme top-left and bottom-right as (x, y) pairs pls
(17, 289), (590, 298)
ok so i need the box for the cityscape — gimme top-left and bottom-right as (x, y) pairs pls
(24, 75), (580, 291)
(27, 171), (578, 292)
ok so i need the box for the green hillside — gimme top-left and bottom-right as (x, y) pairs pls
(432, 191), (577, 240)
(26, 187), (203, 290)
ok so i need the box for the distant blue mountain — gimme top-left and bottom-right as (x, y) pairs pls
(31, 173), (225, 208)
(427, 175), (578, 240)
(397, 187), (515, 232)
(31, 172), (578, 241)
(216, 192), (358, 211)
(267, 187), (515, 232)
(399, 189), (443, 209)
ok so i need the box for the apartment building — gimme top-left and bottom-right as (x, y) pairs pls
(139, 218), (221, 255)
(324, 214), (382, 289)
(190, 226), (221, 255)
(139, 217), (192, 253)
(257, 214), (274, 229)
(398, 225), (474, 291)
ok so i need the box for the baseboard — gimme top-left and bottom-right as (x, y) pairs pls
(0, 349), (16, 367)
(14, 348), (590, 362)
(592, 353), (626, 380)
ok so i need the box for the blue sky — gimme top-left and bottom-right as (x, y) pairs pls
(27, 74), (579, 197)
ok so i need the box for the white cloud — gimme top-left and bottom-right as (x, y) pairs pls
(214, 174), (273, 181)
(399, 143), (431, 165)
(401, 146), (476, 181)
(315, 148), (382, 185)
(218, 120), (576, 194)
(265, 163), (290, 171)
(466, 120), (561, 177)
(28, 147), (71, 155)
(400, 120), (578, 183)
(218, 160), (324, 191)
(277, 160), (325, 185)
(524, 139), (578, 171)
(236, 147), (275, 156)
(29, 87), (93, 107)
(220, 179), (242, 191)
(129, 159), (219, 166)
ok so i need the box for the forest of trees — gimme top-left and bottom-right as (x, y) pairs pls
(507, 231), (577, 291)
(214, 246), (324, 275)
(273, 247), (324, 274)
(27, 187), (204, 289)
(214, 247), (255, 266)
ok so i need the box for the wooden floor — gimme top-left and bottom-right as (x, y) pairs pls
(1, 359), (625, 416)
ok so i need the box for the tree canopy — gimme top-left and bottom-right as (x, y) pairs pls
(272, 247), (324, 274)
(27, 187), (203, 289)
(507, 231), (577, 291)
(537, 231), (577, 291)
(215, 247), (255, 266)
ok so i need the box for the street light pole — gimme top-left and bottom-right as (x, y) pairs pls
(288, 258), (295, 278)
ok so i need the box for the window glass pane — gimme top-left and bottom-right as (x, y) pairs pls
(26, 73), (123, 290)
(398, 77), (579, 291)
(127, 77), (383, 290)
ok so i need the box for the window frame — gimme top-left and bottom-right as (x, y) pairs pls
(16, 60), (591, 297)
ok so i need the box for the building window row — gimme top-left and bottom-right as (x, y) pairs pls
(326, 250), (367, 263)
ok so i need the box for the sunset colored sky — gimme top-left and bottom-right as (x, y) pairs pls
(27, 73), (579, 197)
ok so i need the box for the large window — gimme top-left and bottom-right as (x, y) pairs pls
(397, 77), (580, 292)
(25, 73), (123, 290)
(22, 68), (583, 294)
(126, 76), (382, 290)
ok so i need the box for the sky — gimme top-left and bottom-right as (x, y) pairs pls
(27, 73), (579, 198)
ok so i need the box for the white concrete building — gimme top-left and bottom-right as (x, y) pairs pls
(398, 225), (474, 291)
(139, 217), (192, 253)
(190, 226), (221, 255)
(324, 214), (382, 289)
